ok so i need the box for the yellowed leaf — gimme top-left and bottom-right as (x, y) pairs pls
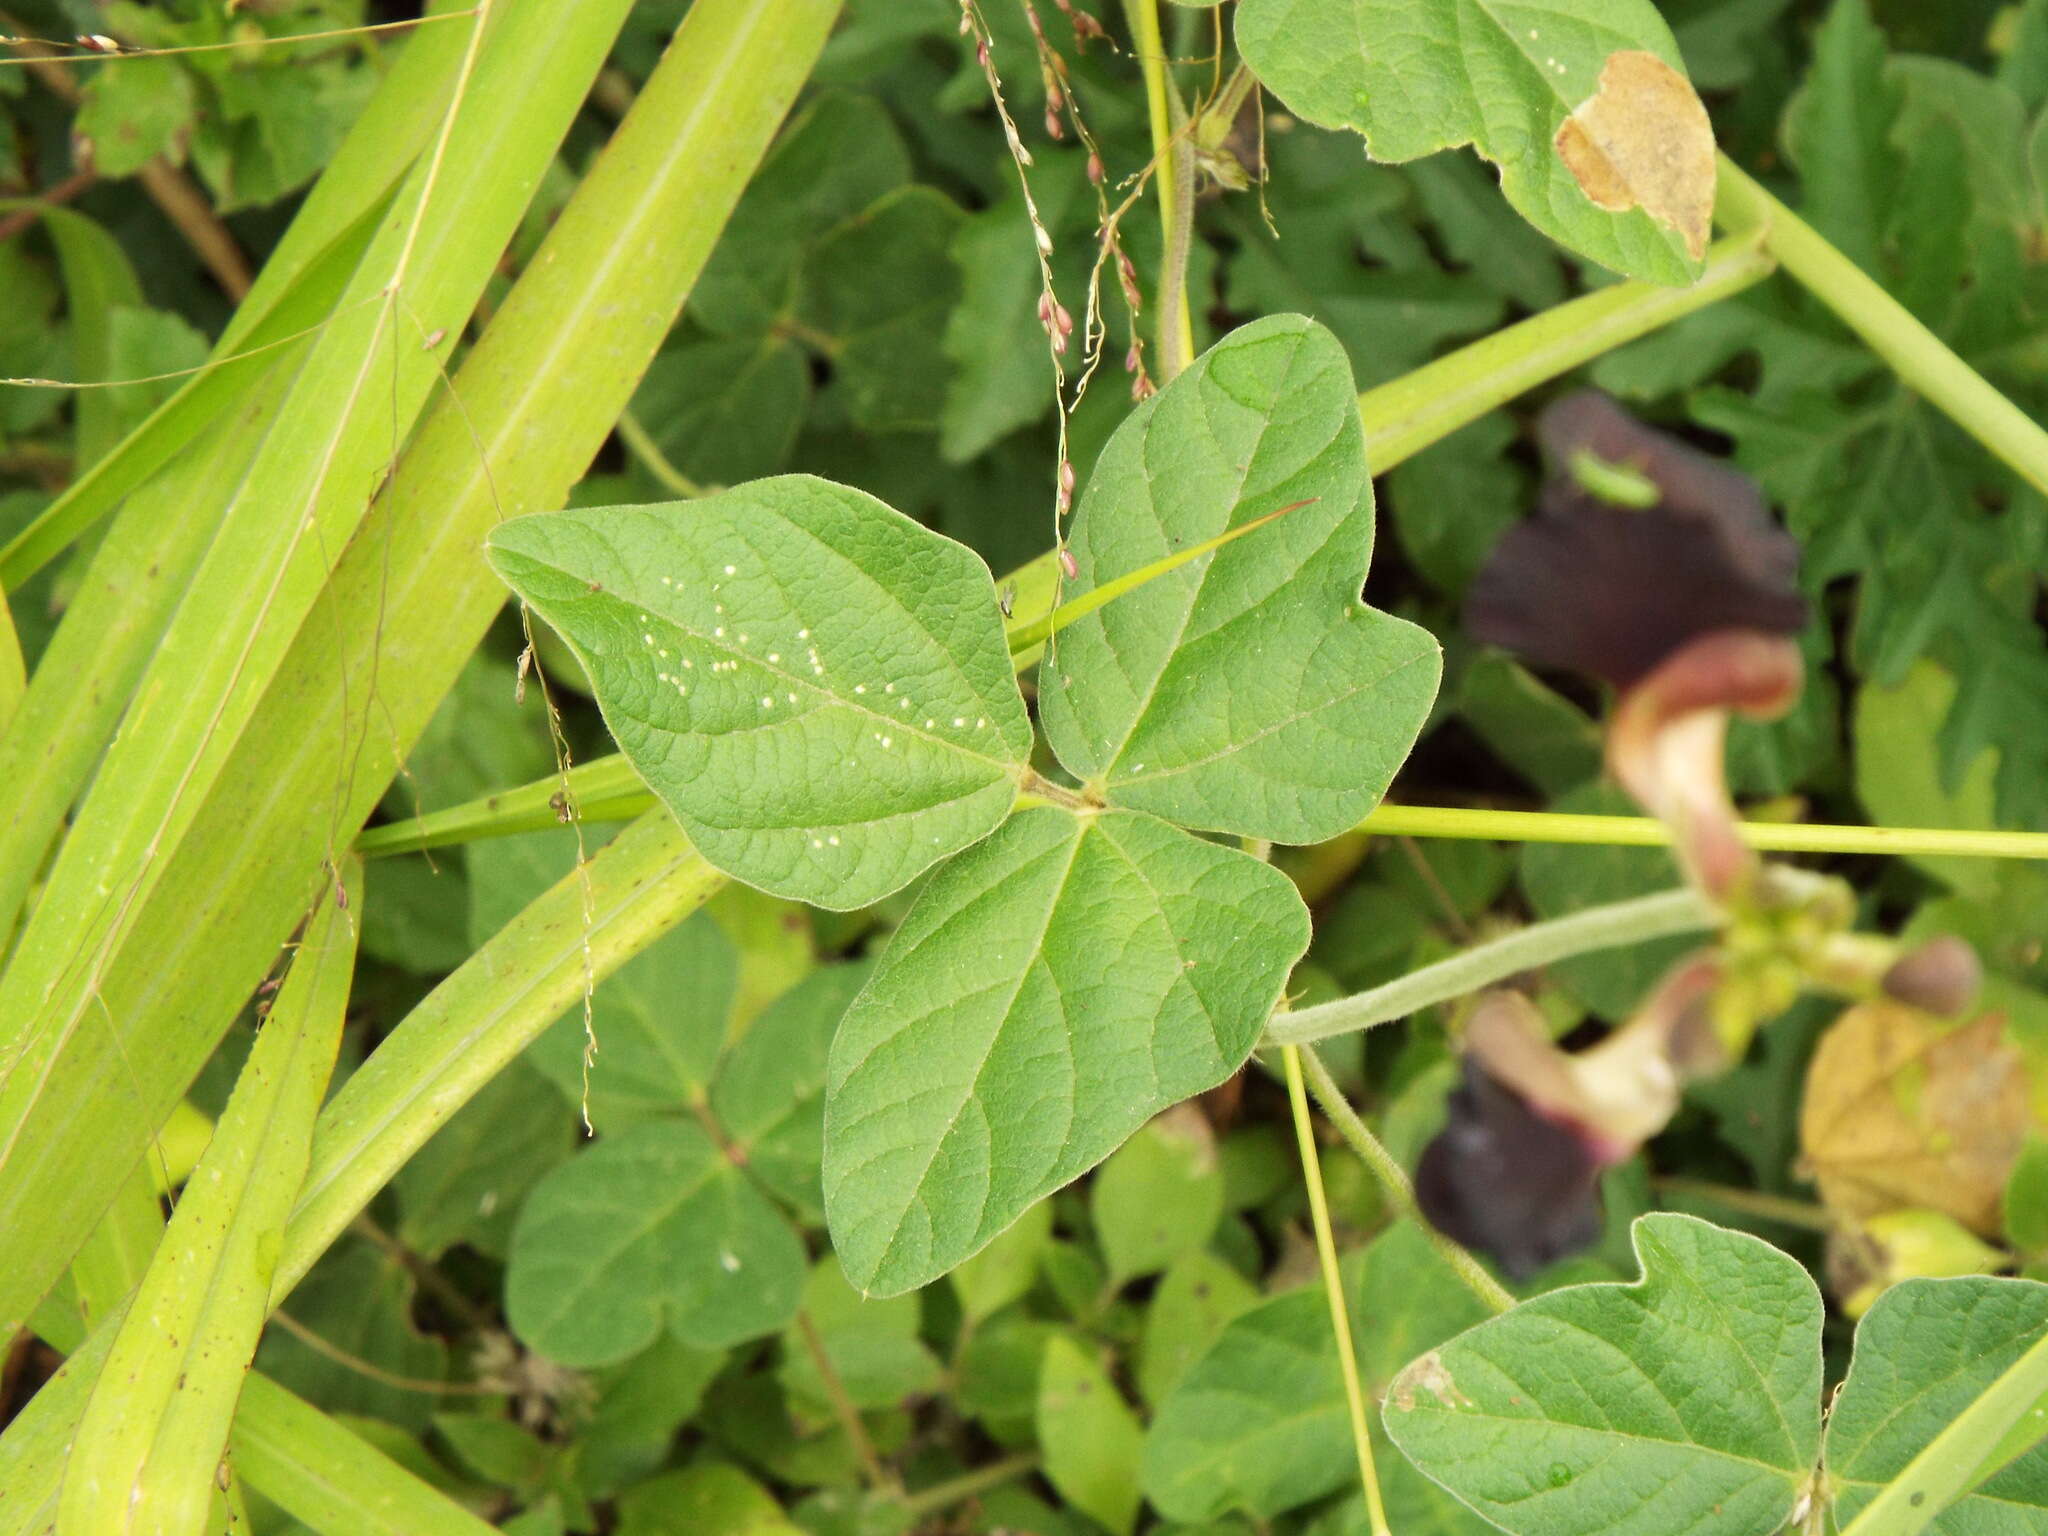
(1553, 50), (1715, 262)
(1799, 1003), (2026, 1236)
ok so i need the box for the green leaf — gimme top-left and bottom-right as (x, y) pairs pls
(1827, 1277), (2048, 1533)
(2008, 1138), (2048, 1259)
(778, 1256), (943, 1415)
(1385, 411), (1525, 600)
(192, 57), (378, 211)
(360, 854), (472, 975)
(631, 335), (810, 488)
(1382, 1214), (1822, 1536)
(1454, 654), (1601, 797)
(615, 1465), (798, 1536)
(505, 1118), (805, 1365)
(1039, 1333), (1145, 1536)
(1039, 314), (1439, 844)
(487, 476), (1033, 909)
(1853, 661), (2000, 900)
(75, 56), (197, 178)
(958, 1314), (1061, 1445)
(1092, 1107), (1225, 1289)
(580, 1336), (727, 1497)
(1782, 0), (1904, 275)
(255, 1238), (450, 1433)
(1143, 1222), (1491, 1524)
(393, 1058), (574, 1260)
(1236, 0), (1713, 284)
(1136, 1250), (1260, 1408)
(692, 92), (911, 336)
(823, 806), (1310, 1295)
(797, 185), (964, 433)
(939, 151), (1091, 464)
(948, 1196), (1055, 1329)
(710, 961), (872, 1222)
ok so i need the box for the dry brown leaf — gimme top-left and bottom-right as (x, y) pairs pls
(1799, 1002), (2026, 1235)
(1553, 50), (1715, 261)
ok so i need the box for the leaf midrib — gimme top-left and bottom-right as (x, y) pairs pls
(865, 817), (1091, 1282)
(1076, 324), (1314, 785)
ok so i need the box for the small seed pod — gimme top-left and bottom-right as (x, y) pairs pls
(1881, 935), (1983, 1017)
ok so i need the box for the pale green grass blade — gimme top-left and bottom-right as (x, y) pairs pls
(63, 1164), (165, 1334)
(0, 824), (708, 1528)
(0, 0), (487, 590)
(0, 199), (387, 589)
(0, 0), (632, 1064)
(0, 584), (19, 739)
(0, 0), (642, 1341)
(0, 375), (292, 944)
(285, 813), (726, 1296)
(58, 864), (358, 1536)
(356, 750), (648, 855)
(227, 1373), (501, 1536)
(0, 1328), (110, 1536)
(27, 206), (143, 468)
(0, 0), (840, 1344)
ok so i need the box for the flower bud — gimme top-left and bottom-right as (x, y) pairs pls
(1882, 935), (1983, 1017)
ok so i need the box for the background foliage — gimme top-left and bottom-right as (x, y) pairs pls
(4, 0), (2048, 1532)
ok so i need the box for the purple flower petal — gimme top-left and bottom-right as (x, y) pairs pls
(1463, 391), (1807, 689)
(1414, 1061), (1606, 1280)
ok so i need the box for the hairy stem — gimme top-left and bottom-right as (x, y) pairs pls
(1296, 1045), (1515, 1316)
(1263, 888), (1715, 1047)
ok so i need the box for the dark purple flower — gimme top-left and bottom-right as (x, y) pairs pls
(1415, 1061), (1604, 1280)
(1463, 391), (1807, 690)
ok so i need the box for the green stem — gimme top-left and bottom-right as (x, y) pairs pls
(1283, 1044), (1390, 1536)
(1356, 229), (1776, 470)
(1296, 1045), (1515, 1316)
(614, 406), (705, 497)
(1716, 155), (2048, 499)
(355, 762), (2048, 868)
(1360, 804), (2048, 863)
(1263, 888), (1715, 1048)
(795, 1308), (895, 1493)
(1124, 0), (1196, 379)
(897, 1453), (1042, 1520)
(1652, 1177), (1835, 1234)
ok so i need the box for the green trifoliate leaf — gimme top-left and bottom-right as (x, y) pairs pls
(797, 185), (964, 433)
(692, 92), (911, 336)
(1039, 315), (1439, 844)
(1826, 1276), (2048, 1529)
(505, 1120), (805, 1366)
(1382, 1214), (1822, 1536)
(823, 805), (1310, 1296)
(1235, 0), (1715, 285)
(709, 962), (872, 1223)
(487, 477), (1033, 910)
